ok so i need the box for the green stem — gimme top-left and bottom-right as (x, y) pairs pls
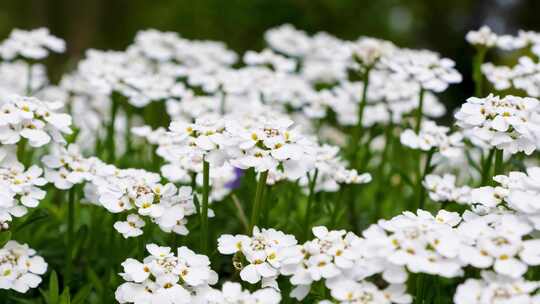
(415, 273), (425, 304)
(414, 87), (425, 134)
(106, 93), (120, 163)
(350, 68), (371, 167)
(494, 149), (504, 177)
(200, 160), (210, 254)
(481, 148), (495, 185)
(16, 138), (28, 166)
(303, 169), (319, 240)
(249, 170), (269, 231)
(65, 187), (76, 285)
(417, 150), (434, 210)
(26, 64), (32, 95)
(473, 47), (487, 97)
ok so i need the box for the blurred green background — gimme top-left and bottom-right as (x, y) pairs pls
(1, 0), (539, 111)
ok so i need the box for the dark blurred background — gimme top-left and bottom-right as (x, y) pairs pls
(1, 0), (539, 111)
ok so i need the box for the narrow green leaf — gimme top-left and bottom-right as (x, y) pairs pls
(72, 284), (92, 304)
(0, 231), (12, 247)
(49, 270), (59, 304)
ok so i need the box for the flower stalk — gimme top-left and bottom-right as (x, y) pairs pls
(65, 186), (76, 285)
(250, 170), (269, 231)
(200, 159), (210, 254)
(303, 169), (319, 240)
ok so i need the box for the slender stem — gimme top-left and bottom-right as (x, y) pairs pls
(66, 187), (76, 285)
(249, 170), (269, 231)
(473, 47), (487, 97)
(124, 104), (133, 158)
(200, 160), (210, 254)
(26, 64), (32, 95)
(417, 150), (434, 210)
(106, 93), (120, 163)
(494, 149), (504, 177)
(415, 273), (425, 304)
(350, 68), (371, 167)
(374, 120), (393, 219)
(303, 169), (319, 240)
(16, 138), (27, 166)
(481, 148), (495, 185)
(414, 87), (425, 134)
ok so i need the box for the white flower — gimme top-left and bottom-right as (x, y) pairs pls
(0, 162), (47, 224)
(0, 241), (47, 293)
(200, 282), (282, 304)
(0, 28), (65, 60)
(218, 227), (302, 286)
(0, 95), (72, 147)
(381, 49), (462, 92)
(362, 210), (465, 278)
(116, 244), (217, 304)
(454, 271), (540, 304)
(42, 144), (95, 190)
(457, 213), (539, 278)
(423, 174), (471, 204)
(400, 120), (464, 158)
(114, 214), (146, 239)
(466, 26), (498, 48)
(455, 94), (540, 155)
(348, 37), (396, 68)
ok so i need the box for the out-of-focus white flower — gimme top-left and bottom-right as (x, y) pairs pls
(466, 26), (498, 48)
(42, 144), (96, 190)
(244, 49), (296, 73)
(423, 174), (471, 204)
(0, 241), (47, 293)
(454, 271), (540, 304)
(381, 49), (462, 92)
(199, 281), (281, 304)
(0, 28), (65, 60)
(348, 37), (396, 68)
(400, 120), (464, 158)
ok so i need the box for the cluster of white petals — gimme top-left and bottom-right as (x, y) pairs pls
(455, 94), (540, 155)
(116, 244), (218, 304)
(0, 241), (47, 293)
(423, 174), (471, 204)
(199, 282), (281, 304)
(41, 144), (96, 189)
(457, 212), (540, 278)
(0, 95), (72, 147)
(400, 120), (464, 158)
(0, 28), (65, 60)
(218, 227), (302, 287)
(454, 271), (540, 304)
(0, 162), (46, 225)
(86, 163), (197, 238)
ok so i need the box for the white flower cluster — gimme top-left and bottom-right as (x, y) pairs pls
(41, 144), (96, 190)
(0, 162), (46, 226)
(455, 94), (540, 155)
(466, 26), (498, 48)
(457, 212), (540, 278)
(200, 281), (281, 304)
(400, 120), (464, 158)
(0, 241), (47, 293)
(87, 164), (197, 238)
(0, 95), (72, 147)
(116, 244), (218, 304)
(484, 57), (540, 98)
(381, 49), (462, 92)
(423, 174), (471, 204)
(454, 271), (540, 304)
(300, 144), (371, 193)
(471, 166), (540, 229)
(467, 26), (540, 52)
(363, 210), (465, 279)
(0, 28), (65, 61)
(218, 227), (302, 287)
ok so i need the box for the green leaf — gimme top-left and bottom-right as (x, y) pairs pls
(49, 271), (59, 304)
(72, 284), (92, 304)
(86, 268), (103, 297)
(0, 231), (11, 247)
(60, 287), (71, 304)
(14, 209), (49, 232)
